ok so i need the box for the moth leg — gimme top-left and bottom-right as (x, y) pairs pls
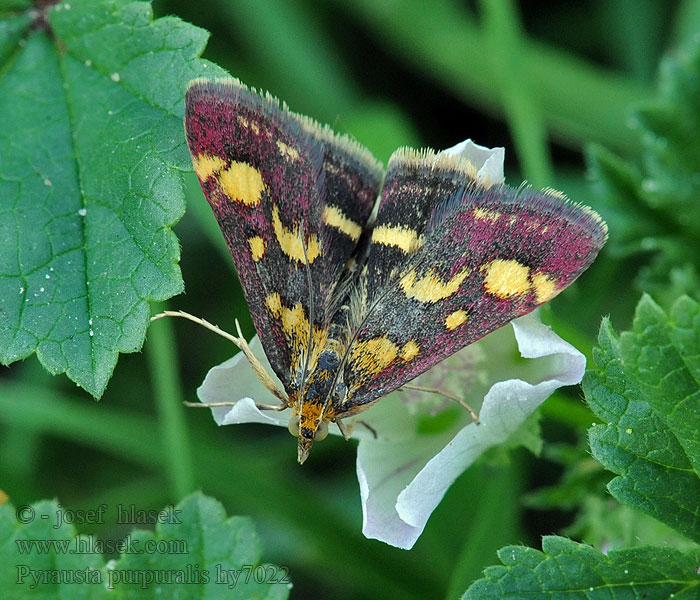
(357, 420), (378, 438)
(334, 418), (378, 440)
(335, 417), (352, 440)
(400, 384), (480, 425)
(151, 310), (288, 405)
(254, 402), (290, 411)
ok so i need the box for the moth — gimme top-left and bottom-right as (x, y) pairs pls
(179, 77), (607, 463)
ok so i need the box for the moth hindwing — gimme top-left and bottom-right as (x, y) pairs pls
(184, 77), (607, 463)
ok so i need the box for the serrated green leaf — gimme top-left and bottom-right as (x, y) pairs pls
(622, 295), (700, 471)
(0, 499), (109, 600)
(584, 294), (700, 543)
(0, 0), (226, 396)
(109, 492), (291, 599)
(1, 493), (291, 599)
(463, 535), (700, 599)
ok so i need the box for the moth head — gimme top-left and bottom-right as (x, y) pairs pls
(287, 407), (330, 464)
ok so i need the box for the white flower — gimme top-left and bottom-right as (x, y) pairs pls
(442, 138), (506, 186)
(195, 140), (586, 549)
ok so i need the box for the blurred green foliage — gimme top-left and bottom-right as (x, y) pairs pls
(2, 1), (700, 598)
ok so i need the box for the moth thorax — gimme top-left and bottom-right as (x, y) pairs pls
(302, 349), (341, 408)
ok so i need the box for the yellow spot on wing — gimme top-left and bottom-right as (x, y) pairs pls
(400, 340), (420, 361)
(193, 154), (226, 180)
(272, 206), (321, 263)
(532, 272), (558, 303)
(351, 337), (398, 379)
(372, 224), (424, 253)
(265, 293), (310, 362)
(400, 268), (470, 303)
(277, 140), (300, 161)
(248, 236), (266, 261)
(324, 205), (362, 241)
(219, 161), (266, 207)
(445, 310), (468, 330)
(483, 259), (530, 298)
(281, 302), (308, 344)
(265, 294), (334, 384)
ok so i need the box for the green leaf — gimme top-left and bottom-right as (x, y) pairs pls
(0, 13), (31, 64)
(463, 535), (700, 599)
(110, 492), (291, 599)
(0, 492), (291, 599)
(0, 0), (226, 396)
(0, 499), (109, 599)
(584, 294), (700, 543)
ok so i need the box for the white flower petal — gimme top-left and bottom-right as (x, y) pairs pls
(358, 314), (585, 549)
(196, 337), (290, 426)
(442, 139), (505, 185)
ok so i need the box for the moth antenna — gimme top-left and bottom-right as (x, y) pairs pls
(151, 310), (289, 405)
(183, 400), (288, 411)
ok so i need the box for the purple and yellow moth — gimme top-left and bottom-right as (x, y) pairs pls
(180, 77), (607, 463)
